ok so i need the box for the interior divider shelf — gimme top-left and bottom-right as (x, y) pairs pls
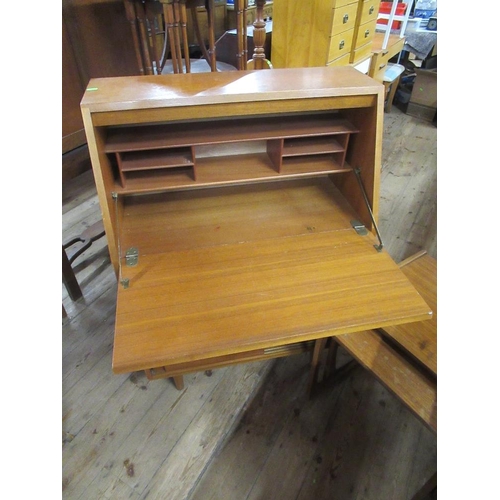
(282, 136), (346, 157)
(106, 114), (359, 194)
(103, 116), (360, 153)
(118, 148), (194, 172)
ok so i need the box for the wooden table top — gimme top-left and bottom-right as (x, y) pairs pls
(112, 177), (432, 374)
(381, 251), (437, 375)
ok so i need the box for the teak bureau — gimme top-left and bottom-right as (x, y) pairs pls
(81, 66), (432, 389)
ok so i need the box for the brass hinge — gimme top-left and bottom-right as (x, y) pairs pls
(350, 220), (368, 236)
(125, 247), (139, 266)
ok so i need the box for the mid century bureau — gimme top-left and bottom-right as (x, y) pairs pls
(81, 66), (431, 389)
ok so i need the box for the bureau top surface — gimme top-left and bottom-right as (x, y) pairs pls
(81, 66), (383, 113)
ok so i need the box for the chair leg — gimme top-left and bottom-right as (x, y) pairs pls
(176, 1), (191, 72)
(164, 2), (181, 72)
(206, 0), (216, 71)
(62, 246), (82, 301)
(307, 338), (327, 398)
(124, 0), (146, 74)
(324, 338), (339, 380)
(190, 2), (216, 71)
(135, 1), (154, 74)
(145, 0), (164, 74)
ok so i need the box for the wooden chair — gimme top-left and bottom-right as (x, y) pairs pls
(62, 220), (106, 302)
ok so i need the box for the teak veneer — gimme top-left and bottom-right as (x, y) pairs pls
(81, 66), (432, 388)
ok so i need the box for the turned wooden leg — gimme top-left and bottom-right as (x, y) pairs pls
(247, 0), (271, 70)
(173, 375), (184, 390)
(123, 0), (146, 75)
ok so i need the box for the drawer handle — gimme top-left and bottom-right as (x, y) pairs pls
(382, 50), (389, 56)
(339, 40), (345, 50)
(364, 29), (370, 38)
(369, 5), (374, 14)
(379, 63), (386, 70)
(343, 13), (349, 23)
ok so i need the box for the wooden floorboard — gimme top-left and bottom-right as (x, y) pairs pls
(62, 105), (437, 499)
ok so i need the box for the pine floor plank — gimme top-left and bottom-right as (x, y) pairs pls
(189, 353), (323, 500)
(140, 360), (272, 500)
(72, 369), (226, 499)
(379, 112), (437, 263)
(62, 372), (167, 498)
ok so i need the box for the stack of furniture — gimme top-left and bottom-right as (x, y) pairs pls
(271, 0), (381, 68)
(80, 66), (432, 390)
(376, 0), (413, 50)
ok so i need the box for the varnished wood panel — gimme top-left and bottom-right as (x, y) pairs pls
(113, 177), (431, 374)
(336, 329), (437, 431)
(382, 252), (437, 374)
(81, 66), (383, 114)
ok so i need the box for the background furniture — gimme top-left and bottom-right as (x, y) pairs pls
(271, 0), (381, 68)
(124, 0), (220, 74)
(186, 0), (227, 49)
(62, 219), (106, 308)
(215, 21), (272, 69)
(81, 66), (431, 389)
(226, 0), (273, 29)
(63, 220), (106, 266)
(308, 249), (437, 497)
(376, 0), (413, 50)
(368, 31), (406, 81)
(310, 250), (437, 433)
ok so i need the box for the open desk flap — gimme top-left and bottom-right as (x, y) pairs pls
(112, 178), (431, 374)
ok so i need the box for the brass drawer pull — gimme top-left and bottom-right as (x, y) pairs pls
(339, 40), (345, 49)
(343, 13), (349, 23)
(369, 5), (374, 14)
(364, 29), (370, 38)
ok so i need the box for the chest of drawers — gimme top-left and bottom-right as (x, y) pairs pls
(271, 0), (381, 68)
